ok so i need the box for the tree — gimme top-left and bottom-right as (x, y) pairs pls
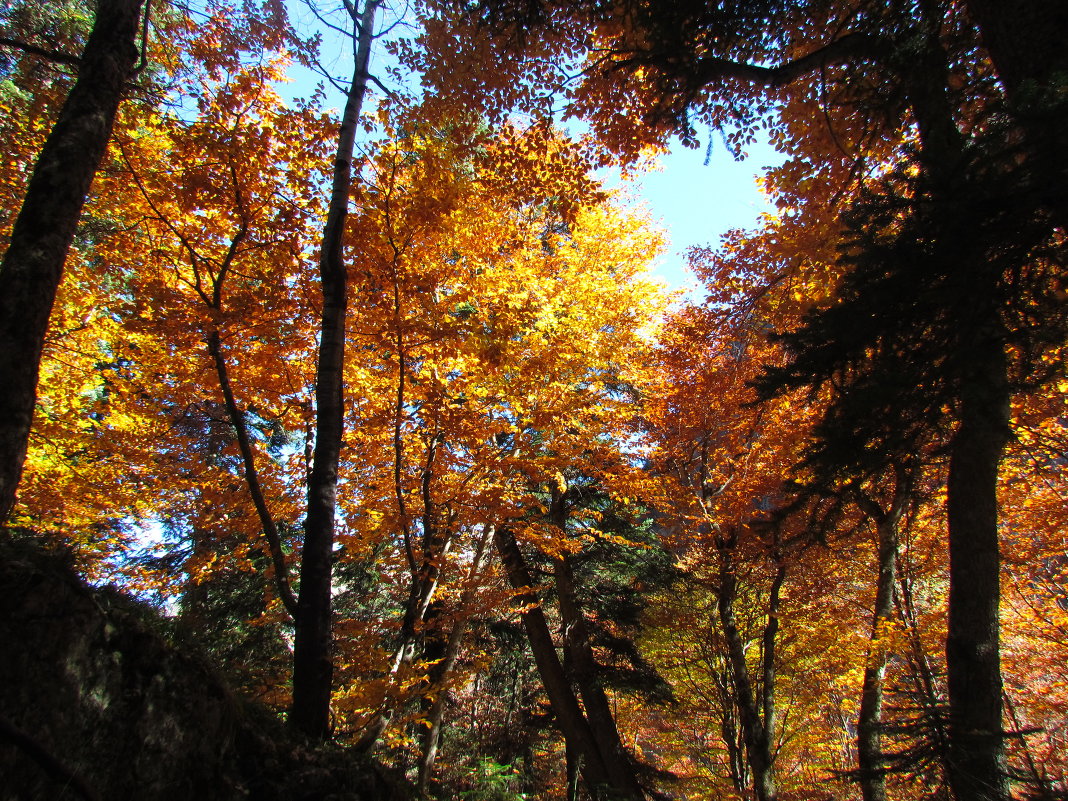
(416, 4), (1063, 798)
(0, 0), (146, 519)
(322, 118), (666, 789)
(290, 0), (380, 740)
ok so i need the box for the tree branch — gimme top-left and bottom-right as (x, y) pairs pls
(0, 36), (80, 67)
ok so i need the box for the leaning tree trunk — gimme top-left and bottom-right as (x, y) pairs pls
(550, 491), (644, 799)
(493, 527), (618, 797)
(289, 0), (378, 740)
(554, 553), (645, 799)
(0, 0), (146, 521)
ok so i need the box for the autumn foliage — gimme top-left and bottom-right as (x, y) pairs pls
(1, 0), (1066, 799)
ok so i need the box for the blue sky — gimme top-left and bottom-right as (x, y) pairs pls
(283, 1), (780, 295)
(619, 137), (781, 292)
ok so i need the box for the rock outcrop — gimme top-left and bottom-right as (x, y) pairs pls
(0, 534), (404, 801)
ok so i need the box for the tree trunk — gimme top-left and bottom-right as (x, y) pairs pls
(493, 527), (616, 798)
(416, 527), (493, 796)
(903, 16), (1011, 798)
(945, 319), (1011, 801)
(716, 529), (778, 801)
(289, 0), (378, 740)
(963, 0), (1068, 230)
(0, 0), (145, 520)
(550, 490), (644, 799)
(963, 0), (1068, 97)
(854, 473), (911, 801)
(554, 553), (645, 799)
(207, 330), (298, 616)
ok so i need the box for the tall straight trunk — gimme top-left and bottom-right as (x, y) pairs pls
(905, 13), (1011, 798)
(854, 474), (911, 801)
(289, 0), (378, 740)
(945, 320), (1011, 801)
(0, 0), (145, 520)
(493, 527), (616, 797)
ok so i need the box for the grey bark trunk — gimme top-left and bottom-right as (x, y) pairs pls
(854, 473), (911, 801)
(0, 0), (146, 520)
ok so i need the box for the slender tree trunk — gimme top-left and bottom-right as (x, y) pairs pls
(290, 0), (378, 740)
(566, 740), (581, 801)
(207, 330), (298, 616)
(895, 552), (954, 786)
(0, 0), (145, 520)
(357, 314), (450, 750)
(854, 474), (910, 801)
(493, 527), (616, 798)
(716, 529), (779, 801)
(945, 319), (1011, 801)
(417, 526), (494, 796)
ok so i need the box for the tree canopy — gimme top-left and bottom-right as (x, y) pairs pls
(1, 0), (1066, 799)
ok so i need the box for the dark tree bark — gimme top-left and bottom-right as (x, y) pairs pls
(964, 0), (1068, 237)
(964, 0), (1068, 98)
(945, 321), (1012, 801)
(0, 0), (146, 521)
(905, 14), (1012, 797)
(493, 526), (618, 798)
(0, 714), (100, 801)
(289, 0), (379, 740)
(207, 330), (298, 617)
